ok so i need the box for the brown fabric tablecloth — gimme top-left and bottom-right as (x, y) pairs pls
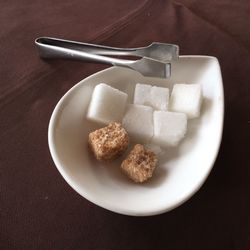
(1, 0), (250, 249)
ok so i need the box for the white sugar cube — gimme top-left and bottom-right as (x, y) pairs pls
(122, 104), (153, 143)
(152, 111), (187, 147)
(144, 144), (162, 155)
(169, 83), (202, 119)
(87, 83), (128, 124)
(134, 83), (169, 110)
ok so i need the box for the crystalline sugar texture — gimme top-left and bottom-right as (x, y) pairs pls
(134, 83), (169, 110)
(152, 111), (187, 147)
(87, 83), (128, 124)
(169, 83), (202, 119)
(122, 104), (153, 143)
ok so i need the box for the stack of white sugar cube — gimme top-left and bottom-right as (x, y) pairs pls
(87, 82), (202, 148)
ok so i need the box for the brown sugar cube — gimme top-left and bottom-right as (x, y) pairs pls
(121, 144), (158, 183)
(88, 122), (129, 161)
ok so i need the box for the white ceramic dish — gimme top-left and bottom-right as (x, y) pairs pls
(48, 56), (224, 216)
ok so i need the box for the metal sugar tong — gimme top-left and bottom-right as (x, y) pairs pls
(35, 37), (179, 78)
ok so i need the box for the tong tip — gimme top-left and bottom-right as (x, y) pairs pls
(130, 57), (171, 78)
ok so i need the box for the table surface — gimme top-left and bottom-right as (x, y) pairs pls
(1, 0), (250, 249)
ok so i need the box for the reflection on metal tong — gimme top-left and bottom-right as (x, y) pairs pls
(35, 37), (179, 78)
